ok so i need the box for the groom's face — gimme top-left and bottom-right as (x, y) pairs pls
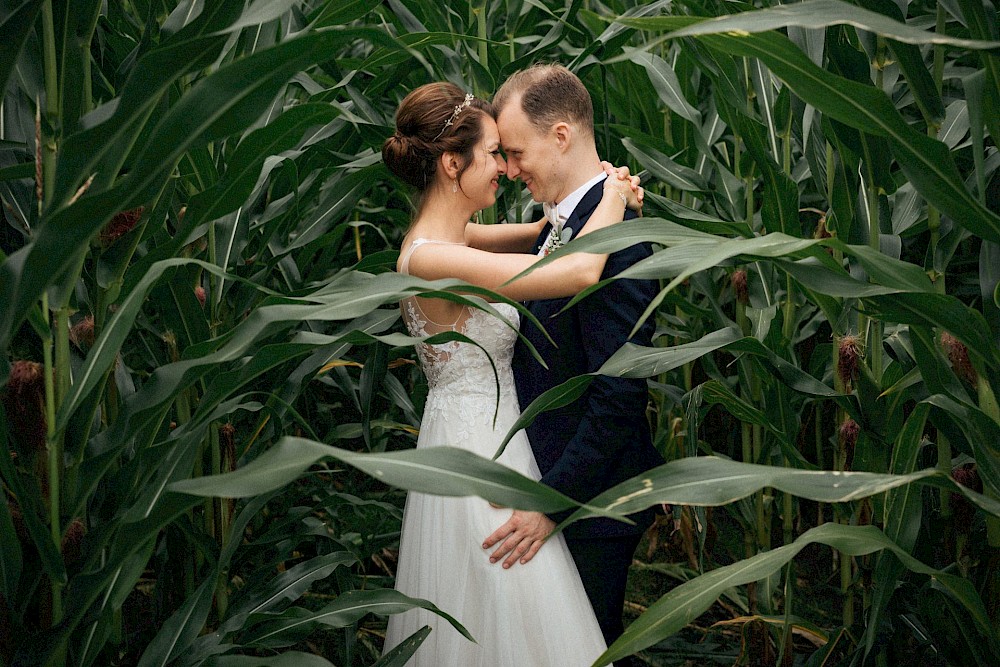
(496, 96), (561, 204)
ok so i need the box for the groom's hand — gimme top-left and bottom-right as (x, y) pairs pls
(482, 510), (556, 569)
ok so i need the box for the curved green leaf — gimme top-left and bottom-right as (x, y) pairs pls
(598, 327), (742, 377)
(55, 258), (275, 432)
(374, 626), (432, 667)
(169, 437), (583, 516)
(621, 136), (708, 192)
(492, 375), (594, 460)
(563, 455), (1000, 524)
(866, 292), (1000, 371)
(136, 572), (217, 667)
(242, 589), (472, 647)
(640, 0), (1000, 50)
(694, 31), (1000, 244)
(137, 495), (274, 667)
(628, 50), (700, 124)
(0, 1), (42, 98)
(0, 27), (397, 358)
(494, 328), (741, 458)
(864, 404), (930, 657)
(596, 523), (992, 665)
(227, 552), (357, 625)
(52, 0), (252, 203)
(0, 405), (65, 586)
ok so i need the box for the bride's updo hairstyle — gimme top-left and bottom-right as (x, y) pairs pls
(382, 82), (493, 192)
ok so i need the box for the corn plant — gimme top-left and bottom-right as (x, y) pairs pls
(2, 1), (999, 666)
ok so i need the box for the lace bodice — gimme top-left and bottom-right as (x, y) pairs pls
(399, 239), (520, 427)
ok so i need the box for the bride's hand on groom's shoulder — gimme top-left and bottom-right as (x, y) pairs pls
(601, 161), (644, 213)
(482, 509), (557, 569)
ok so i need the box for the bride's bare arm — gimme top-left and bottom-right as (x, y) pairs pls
(464, 218), (547, 253)
(407, 176), (639, 303)
(464, 163), (641, 253)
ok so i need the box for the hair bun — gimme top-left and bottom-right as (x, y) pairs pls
(382, 132), (430, 189)
(383, 82), (494, 192)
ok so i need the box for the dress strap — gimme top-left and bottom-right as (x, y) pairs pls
(399, 238), (467, 329)
(399, 237), (465, 275)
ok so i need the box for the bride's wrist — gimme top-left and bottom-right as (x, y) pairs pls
(603, 185), (628, 206)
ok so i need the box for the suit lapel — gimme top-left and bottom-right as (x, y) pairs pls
(562, 180), (606, 239)
(521, 181), (607, 314)
(530, 219), (552, 257)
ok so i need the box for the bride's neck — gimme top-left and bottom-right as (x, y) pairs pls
(410, 189), (475, 243)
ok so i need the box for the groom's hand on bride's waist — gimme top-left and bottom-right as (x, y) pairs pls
(482, 509), (556, 569)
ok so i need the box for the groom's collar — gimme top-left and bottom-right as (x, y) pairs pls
(547, 171), (606, 224)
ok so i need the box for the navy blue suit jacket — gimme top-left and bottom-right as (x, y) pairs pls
(512, 181), (663, 539)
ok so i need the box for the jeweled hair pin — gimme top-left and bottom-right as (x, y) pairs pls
(432, 93), (475, 141)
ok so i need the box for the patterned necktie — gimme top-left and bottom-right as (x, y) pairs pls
(541, 201), (563, 225)
(538, 202), (571, 256)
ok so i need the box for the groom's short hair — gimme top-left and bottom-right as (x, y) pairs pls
(493, 63), (594, 136)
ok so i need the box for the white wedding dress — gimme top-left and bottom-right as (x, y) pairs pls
(383, 238), (610, 666)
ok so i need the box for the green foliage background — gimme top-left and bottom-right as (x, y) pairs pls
(1, 0), (999, 665)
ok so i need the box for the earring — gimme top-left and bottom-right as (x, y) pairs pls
(452, 179), (458, 193)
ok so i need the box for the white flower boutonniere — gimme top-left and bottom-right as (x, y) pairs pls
(540, 222), (573, 256)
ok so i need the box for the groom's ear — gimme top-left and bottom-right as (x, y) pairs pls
(552, 121), (572, 151)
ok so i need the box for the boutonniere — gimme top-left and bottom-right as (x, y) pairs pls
(540, 222), (573, 256)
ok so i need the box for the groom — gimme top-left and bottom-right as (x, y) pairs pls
(482, 64), (663, 659)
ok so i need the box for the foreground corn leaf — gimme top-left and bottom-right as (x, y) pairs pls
(594, 523), (992, 665)
(240, 589), (473, 646)
(372, 626), (432, 667)
(169, 437), (585, 516)
(563, 456), (1000, 523)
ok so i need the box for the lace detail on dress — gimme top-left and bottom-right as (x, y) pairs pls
(399, 238), (521, 446)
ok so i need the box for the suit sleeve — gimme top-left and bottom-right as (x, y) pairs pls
(537, 236), (658, 509)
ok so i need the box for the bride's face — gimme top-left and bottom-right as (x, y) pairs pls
(458, 116), (507, 211)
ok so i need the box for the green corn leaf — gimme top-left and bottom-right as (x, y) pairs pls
(0, 406), (22, 598)
(494, 328), (741, 457)
(693, 31), (1000, 244)
(637, 0), (1000, 50)
(170, 437), (582, 516)
(225, 552), (357, 626)
(700, 379), (773, 435)
(924, 393), (1000, 499)
(0, 27), (396, 359)
(241, 589), (472, 647)
(53, 0), (102, 133)
(55, 258), (276, 432)
(0, 408), (65, 587)
(595, 522), (992, 665)
(628, 50), (701, 124)
(599, 327), (742, 377)
(203, 653), (337, 667)
(492, 375), (594, 459)
(562, 455), (1000, 523)
(864, 404), (930, 657)
(52, 0), (252, 203)
(136, 495), (275, 667)
(360, 341), (389, 448)
(373, 626), (432, 667)
(136, 573), (216, 667)
(0, 1), (41, 98)
(866, 293), (1000, 372)
(191, 101), (335, 218)
(621, 136), (708, 192)
(313, 0), (383, 27)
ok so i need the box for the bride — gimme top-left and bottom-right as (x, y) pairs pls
(380, 82), (640, 666)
